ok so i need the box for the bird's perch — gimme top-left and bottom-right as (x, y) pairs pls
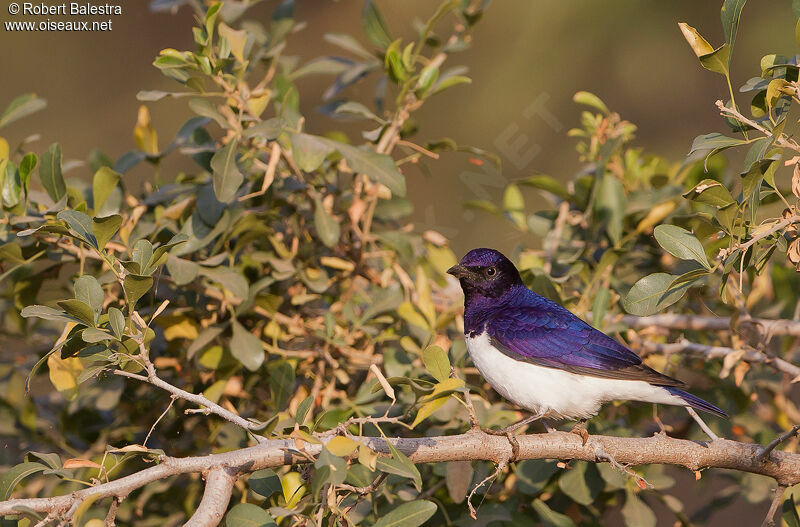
(2, 430), (799, 522)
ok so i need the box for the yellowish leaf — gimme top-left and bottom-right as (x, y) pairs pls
(411, 396), (448, 428)
(326, 436), (359, 457)
(369, 363), (395, 402)
(162, 317), (199, 341)
(281, 471), (306, 508)
(678, 23), (714, 57)
(47, 354), (83, 401)
(134, 105), (159, 155)
(358, 444), (378, 471)
(0, 137), (8, 161)
(247, 94), (270, 117)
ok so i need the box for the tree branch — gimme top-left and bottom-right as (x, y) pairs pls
(640, 339), (800, 379)
(617, 313), (800, 337)
(2, 431), (800, 517)
(183, 469), (237, 527)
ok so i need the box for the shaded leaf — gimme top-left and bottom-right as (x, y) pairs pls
(653, 225), (711, 270)
(372, 500), (437, 527)
(211, 139), (243, 203)
(0, 462), (47, 500)
(0, 94), (47, 129)
(230, 319), (265, 371)
(40, 143), (66, 203)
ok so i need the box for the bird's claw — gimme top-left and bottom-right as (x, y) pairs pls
(570, 422), (590, 446)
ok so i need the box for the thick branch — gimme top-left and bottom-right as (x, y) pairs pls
(2, 431), (799, 517)
(183, 469), (236, 527)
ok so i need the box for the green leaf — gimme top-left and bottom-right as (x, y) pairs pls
(321, 139), (405, 197)
(109, 307), (125, 339)
(249, 469), (282, 499)
(0, 462), (48, 500)
(312, 447), (347, 496)
(596, 174), (625, 245)
(57, 210), (97, 247)
(422, 345), (450, 382)
(149, 233), (190, 270)
(224, 503), (276, 527)
(621, 490), (657, 527)
(19, 152), (37, 192)
(57, 299), (96, 327)
(622, 273), (695, 316)
(688, 133), (747, 156)
(74, 275), (104, 318)
(373, 500), (437, 527)
(291, 133), (334, 172)
(230, 319), (265, 371)
(92, 214), (123, 249)
(720, 0), (747, 57)
(132, 239), (154, 275)
(123, 274), (154, 309)
(682, 179), (735, 208)
(362, 0), (393, 48)
(653, 225), (711, 270)
(519, 174), (570, 200)
(40, 143), (66, 203)
(267, 360), (295, 410)
(166, 255), (199, 286)
(783, 493), (800, 527)
(92, 166), (120, 212)
(557, 462), (602, 506)
(378, 439), (421, 491)
(199, 267), (249, 300)
(211, 139), (243, 203)
(1, 160), (21, 208)
(532, 499), (577, 527)
(313, 196), (340, 247)
(573, 91), (610, 115)
(21, 305), (82, 324)
(0, 94), (47, 129)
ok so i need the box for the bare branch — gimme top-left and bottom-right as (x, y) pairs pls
(761, 485), (787, 527)
(759, 424), (800, 462)
(184, 469), (237, 527)
(3, 431), (800, 517)
(114, 368), (267, 443)
(338, 473), (387, 495)
(640, 340), (800, 379)
(617, 313), (800, 337)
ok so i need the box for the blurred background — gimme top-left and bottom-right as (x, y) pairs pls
(1, 0), (797, 257)
(1, 2), (798, 525)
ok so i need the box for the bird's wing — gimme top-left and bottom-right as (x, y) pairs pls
(485, 305), (686, 387)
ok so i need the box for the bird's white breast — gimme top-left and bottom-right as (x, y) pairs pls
(465, 332), (683, 420)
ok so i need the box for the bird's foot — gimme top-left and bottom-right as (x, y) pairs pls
(569, 421), (590, 446)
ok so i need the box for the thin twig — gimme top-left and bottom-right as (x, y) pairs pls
(338, 473), (387, 495)
(758, 424), (800, 462)
(761, 485), (787, 527)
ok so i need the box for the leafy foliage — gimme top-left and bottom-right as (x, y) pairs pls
(0, 1), (799, 526)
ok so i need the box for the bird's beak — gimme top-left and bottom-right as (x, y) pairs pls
(446, 264), (469, 279)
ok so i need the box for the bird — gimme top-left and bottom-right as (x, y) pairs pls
(447, 247), (726, 441)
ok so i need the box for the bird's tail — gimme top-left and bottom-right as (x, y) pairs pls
(663, 387), (728, 419)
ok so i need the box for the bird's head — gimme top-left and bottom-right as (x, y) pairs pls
(447, 248), (523, 300)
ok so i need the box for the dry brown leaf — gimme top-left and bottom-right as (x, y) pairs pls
(63, 458), (102, 469)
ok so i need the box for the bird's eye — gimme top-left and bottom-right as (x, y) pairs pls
(486, 267), (496, 276)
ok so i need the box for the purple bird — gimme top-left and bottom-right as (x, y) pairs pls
(447, 248), (726, 440)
